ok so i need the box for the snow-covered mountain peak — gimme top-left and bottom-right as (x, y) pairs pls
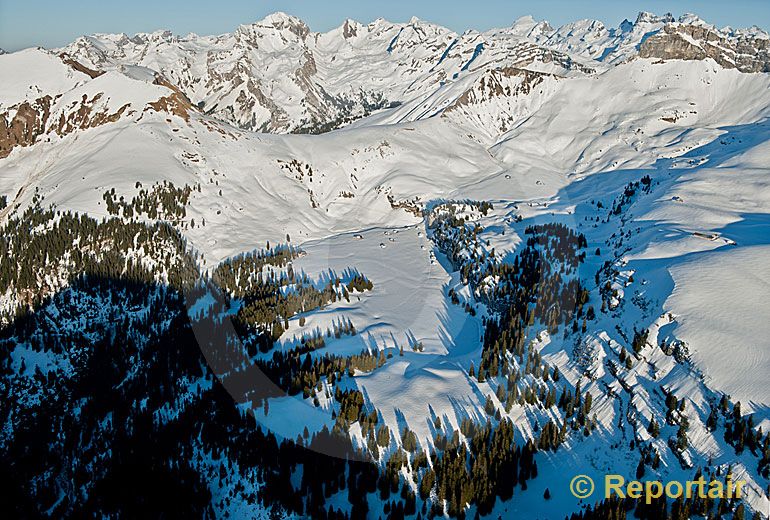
(507, 16), (554, 39)
(528, 12), (670, 64)
(0, 47), (193, 159)
(639, 17), (770, 72)
(635, 11), (675, 25)
(236, 13), (310, 41)
(724, 24), (770, 40)
(3, 10), (760, 137)
(677, 13), (711, 26)
(339, 18), (362, 39)
(618, 18), (634, 33)
(259, 11), (309, 30)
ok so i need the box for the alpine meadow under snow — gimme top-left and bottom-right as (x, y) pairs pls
(1, 9), (770, 520)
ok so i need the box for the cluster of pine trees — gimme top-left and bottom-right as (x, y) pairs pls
(0, 199), (404, 518)
(711, 397), (770, 478)
(1, 262), (546, 519)
(212, 244), (302, 298)
(0, 202), (199, 323)
(246, 345), (386, 400)
(431, 206), (591, 389)
(478, 222), (589, 380)
(347, 273), (374, 293)
(429, 202), (491, 281)
(102, 181), (196, 221)
(606, 175), (653, 219)
(212, 247), (372, 351)
(426, 418), (538, 517)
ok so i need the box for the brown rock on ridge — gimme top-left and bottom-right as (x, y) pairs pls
(0, 93), (132, 159)
(0, 96), (52, 159)
(150, 75), (195, 121)
(58, 53), (104, 79)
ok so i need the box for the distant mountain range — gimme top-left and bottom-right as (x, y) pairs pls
(53, 11), (770, 133)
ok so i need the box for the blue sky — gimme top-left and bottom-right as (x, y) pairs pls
(1, 0), (769, 51)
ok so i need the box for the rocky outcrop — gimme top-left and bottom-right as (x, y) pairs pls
(0, 96), (52, 158)
(442, 67), (559, 137)
(150, 75), (195, 121)
(640, 24), (770, 73)
(0, 93), (134, 158)
(445, 67), (553, 112)
(58, 53), (104, 79)
(342, 20), (358, 39)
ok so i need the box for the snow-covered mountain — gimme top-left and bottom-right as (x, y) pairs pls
(640, 17), (770, 72)
(2, 10), (770, 520)
(56, 12), (594, 134)
(51, 11), (770, 135)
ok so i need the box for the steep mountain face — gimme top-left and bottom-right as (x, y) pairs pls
(527, 11), (675, 64)
(640, 20), (770, 72)
(3, 10), (770, 520)
(440, 67), (560, 139)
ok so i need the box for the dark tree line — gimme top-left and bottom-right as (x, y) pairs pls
(479, 223), (589, 381)
(0, 202), (199, 323)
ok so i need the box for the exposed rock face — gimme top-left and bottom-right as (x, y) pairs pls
(0, 96), (52, 158)
(150, 75), (194, 121)
(443, 67), (559, 137)
(445, 67), (552, 111)
(0, 93), (132, 158)
(640, 24), (770, 73)
(59, 53), (104, 79)
(342, 20), (359, 39)
(0, 51), (198, 159)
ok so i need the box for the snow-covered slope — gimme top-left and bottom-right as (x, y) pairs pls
(3, 10), (770, 519)
(0, 48), (190, 160)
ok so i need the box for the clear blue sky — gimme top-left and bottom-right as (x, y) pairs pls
(1, 0), (769, 51)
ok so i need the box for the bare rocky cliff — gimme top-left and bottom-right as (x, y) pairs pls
(640, 23), (770, 73)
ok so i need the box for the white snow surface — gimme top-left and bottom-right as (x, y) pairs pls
(2, 11), (770, 517)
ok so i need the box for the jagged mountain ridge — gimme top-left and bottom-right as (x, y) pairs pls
(55, 11), (770, 134)
(58, 12), (592, 134)
(640, 21), (770, 72)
